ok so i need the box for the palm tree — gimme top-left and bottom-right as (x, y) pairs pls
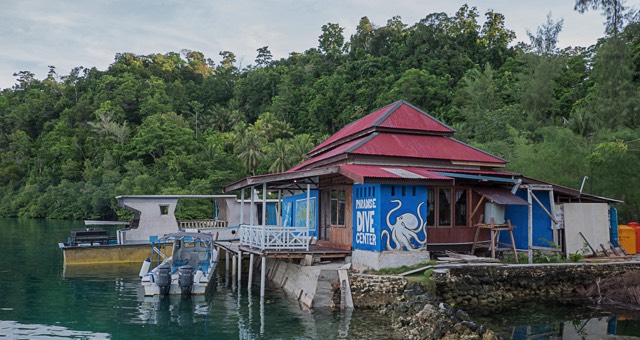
(235, 128), (265, 175)
(289, 134), (315, 166)
(268, 139), (290, 173)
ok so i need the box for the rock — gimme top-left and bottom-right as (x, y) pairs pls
(455, 309), (471, 322)
(439, 302), (455, 316)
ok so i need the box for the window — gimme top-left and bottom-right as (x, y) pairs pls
(427, 187), (469, 228)
(438, 189), (451, 226)
(330, 188), (345, 227)
(160, 205), (169, 215)
(454, 189), (467, 226)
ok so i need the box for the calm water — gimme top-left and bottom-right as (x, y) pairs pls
(2, 218), (640, 339)
(0, 219), (389, 339)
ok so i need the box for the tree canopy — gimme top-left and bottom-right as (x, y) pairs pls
(1, 5), (640, 221)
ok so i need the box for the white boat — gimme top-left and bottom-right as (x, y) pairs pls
(140, 232), (219, 296)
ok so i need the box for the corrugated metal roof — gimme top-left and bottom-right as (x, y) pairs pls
(352, 134), (505, 164)
(309, 100), (454, 155)
(310, 102), (396, 154)
(339, 164), (453, 183)
(378, 102), (454, 133)
(473, 187), (529, 206)
(287, 136), (368, 172)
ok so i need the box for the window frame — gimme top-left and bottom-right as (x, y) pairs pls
(427, 187), (470, 228)
(329, 187), (346, 228)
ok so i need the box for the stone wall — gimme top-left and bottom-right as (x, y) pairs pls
(434, 262), (640, 307)
(349, 273), (407, 308)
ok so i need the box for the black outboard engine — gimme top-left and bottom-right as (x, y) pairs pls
(156, 263), (171, 297)
(178, 265), (194, 296)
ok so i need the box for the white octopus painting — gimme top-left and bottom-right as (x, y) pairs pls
(381, 199), (427, 251)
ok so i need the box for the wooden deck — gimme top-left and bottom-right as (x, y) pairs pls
(215, 241), (351, 260)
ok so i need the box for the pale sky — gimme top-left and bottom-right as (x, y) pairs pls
(1, 0), (637, 90)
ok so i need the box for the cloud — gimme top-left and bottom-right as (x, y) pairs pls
(0, 0), (634, 89)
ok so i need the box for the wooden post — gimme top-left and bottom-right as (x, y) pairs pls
(248, 253), (255, 291)
(262, 183), (267, 226)
(238, 250), (242, 287)
(250, 186), (255, 226)
(260, 256), (266, 297)
(490, 217), (496, 259)
(240, 189), (245, 225)
(527, 187), (533, 264)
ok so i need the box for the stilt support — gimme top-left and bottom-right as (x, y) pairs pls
(248, 253), (255, 291)
(238, 250), (242, 287)
(260, 256), (266, 297)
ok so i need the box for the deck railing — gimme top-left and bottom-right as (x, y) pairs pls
(240, 225), (309, 251)
(179, 219), (228, 229)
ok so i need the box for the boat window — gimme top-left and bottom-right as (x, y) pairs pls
(160, 204), (169, 215)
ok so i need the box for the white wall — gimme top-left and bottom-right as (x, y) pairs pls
(563, 203), (609, 256)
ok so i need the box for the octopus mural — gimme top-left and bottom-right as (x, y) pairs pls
(382, 199), (427, 250)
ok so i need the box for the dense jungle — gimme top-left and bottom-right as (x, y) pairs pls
(1, 3), (639, 221)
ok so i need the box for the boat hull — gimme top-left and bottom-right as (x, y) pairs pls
(59, 243), (170, 265)
(141, 242), (219, 296)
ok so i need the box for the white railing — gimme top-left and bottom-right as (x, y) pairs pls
(179, 219), (228, 229)
(240, 225), (310, 251)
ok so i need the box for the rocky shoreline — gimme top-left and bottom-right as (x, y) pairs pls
(380, 283), (497, 340)
(347, 262), (640, 339)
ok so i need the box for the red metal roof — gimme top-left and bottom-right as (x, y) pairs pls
(378, 102), (454, 133)
(339, 164), (454, 183)
(310, 100), (453, 155)
(288, 137), (367, 172)
(289, 132), (506, 172)
(352, 134), (505, 164)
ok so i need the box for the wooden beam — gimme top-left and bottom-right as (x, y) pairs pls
(530, 191), (558, 224)
(468, 195), (486, 226)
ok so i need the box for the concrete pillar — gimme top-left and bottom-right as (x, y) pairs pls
(260, 256), (266, 297)
(238, 250), (242, 287)
(225, 248), (229, 272)
(248, 253), (255, 292)
(232, 255), (237, 278)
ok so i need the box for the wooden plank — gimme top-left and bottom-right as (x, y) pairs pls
(608, 241), (624, 256)
(400, 265), (436, 276)
(578, 232), (598, 256)
(600, 244), (612, 257)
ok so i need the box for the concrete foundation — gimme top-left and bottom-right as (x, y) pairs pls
(351, 249), (430, 271)
(267, 259), (347, 308)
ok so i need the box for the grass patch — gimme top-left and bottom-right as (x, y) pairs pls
(366, 260), (437, 275)
(406, 268), (436, 292)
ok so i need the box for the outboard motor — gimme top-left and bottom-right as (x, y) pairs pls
(178, 265), (194, 296)
(156, 263), (171, 297)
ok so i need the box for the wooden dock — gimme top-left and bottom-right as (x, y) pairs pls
(214, 241), (351, 297)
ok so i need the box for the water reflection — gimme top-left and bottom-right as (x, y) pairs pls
(0, 320), (110, 339)
(471, 303), (640, 339)
(136, 295), (210, 326)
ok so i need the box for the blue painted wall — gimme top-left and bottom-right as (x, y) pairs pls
(353, 184), (428, 252)
(282, 191), (318, 237)
(503, 190), (554, 249)
(353, 184), (381, 251)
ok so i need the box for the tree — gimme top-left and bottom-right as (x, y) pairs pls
(235, 127), (265, 175)
(318, 23), (346, 56)
(255, 46), (273, 67)
(267, 139), (290, 173)
(129, 112), (196, 162)
(574, 0), (636, 35)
